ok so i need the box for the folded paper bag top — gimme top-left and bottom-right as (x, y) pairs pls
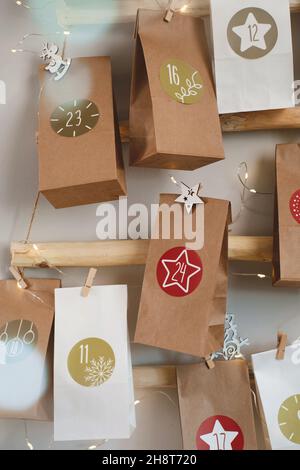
(134, 194), (231, 358)
(0, 278), (60, 420)
(177, 360), (257, 450)
(38, 56), (127, 208)
(130, 10), (224, 170)
(273, 143), (300, 286)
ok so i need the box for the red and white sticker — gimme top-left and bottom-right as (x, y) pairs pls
(290, 190), (300, 224)
(196, 415), (244, 450)
(156, 247), (203, 297)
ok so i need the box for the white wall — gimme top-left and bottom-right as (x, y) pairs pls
(0, 0), (300, 449)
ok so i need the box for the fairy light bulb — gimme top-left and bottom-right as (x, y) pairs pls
(16, 1), (22, 5)
(180, 4), (188, 12)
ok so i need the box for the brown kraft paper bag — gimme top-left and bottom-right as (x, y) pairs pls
(39, 56), (126, 208)
(273, 144), (300, 286)
(0, 278), (60, 420)
(134, 194), (231, 357)
(129, 10), (224, 170)
(177, 360), (257, 450)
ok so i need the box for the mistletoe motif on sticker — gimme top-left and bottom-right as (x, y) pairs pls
(289, 190), (300, 224)
(67, 337), (115, 387)
(156, 247), (203, 297)
(278, 395), (300, 444)
(160, 59), (204, 105)
(196, 415), (244, 450)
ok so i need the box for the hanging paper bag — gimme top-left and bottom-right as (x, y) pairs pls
(252, 344), (300, 449)
(129, 10), (224, 170)
(177, 360), (257, 450)
(273, 144), (300, 286)
(39, 56), (127, 208)
(0, 278), (60, 420)
(134, 194), (231, 357)
(210, 0), (294, 113)
(54, 285), (136, 441)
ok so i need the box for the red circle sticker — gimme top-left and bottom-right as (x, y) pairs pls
(290, 190), (300, 224)
(156, 247), (203, 297)
(196, 415), (244, 450)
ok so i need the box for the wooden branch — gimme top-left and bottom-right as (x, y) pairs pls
(57, 0), (300, 26)
(120, 108), (300, 141)
(10, 236), (273, 268)
(133, 364), (254, 389)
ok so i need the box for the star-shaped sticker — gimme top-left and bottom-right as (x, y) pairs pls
(199, 419), (239, 450)
(175, 183), (203, 214)
(232, 12), (271, 52)
(161, 248), (201, 294)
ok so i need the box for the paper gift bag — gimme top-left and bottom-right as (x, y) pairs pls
(134, 194), (231, 357)
(273, 144), (300, 286)
(129, 10), (224, 170)
(210, 0), (294, 113)
(0, 278), (60, 420)
(177, 360), (257, 450)
(39, 56), (127, 208)
(54, 285), (136, 441)
(252, 344), (300, 449)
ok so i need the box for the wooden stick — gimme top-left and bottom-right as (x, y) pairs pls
(10, 236), (273, 268)
(57, 0), (300, 26)
(120, 108), (300, 141)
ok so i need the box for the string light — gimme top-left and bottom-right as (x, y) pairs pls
(10, 31), (70, 56)
(15, 0), (55, 10)
(231, 272), (270, 280)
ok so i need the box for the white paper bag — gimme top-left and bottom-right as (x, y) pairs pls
(252, 344), (300, 450)
(210, 0), (294, 113)
(54, 285), (136, 441)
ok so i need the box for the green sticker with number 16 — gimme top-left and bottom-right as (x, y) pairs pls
(160, 59), (204, 105)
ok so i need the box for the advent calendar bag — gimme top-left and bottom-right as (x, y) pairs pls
(252, 344), (300, 450)
(177, 360), (257, 450)
(273, 144), (300, 286)
(129, 10), (224, 170)
(39, 56), (127, 208)
(210, 0), (294, 113)
(134, 194), (231, 357)
(0, 278), (60, 420)
(54, 285), (136, 441)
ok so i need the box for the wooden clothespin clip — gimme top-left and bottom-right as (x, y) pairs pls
(164, 0), (176, 22)
(81, 268), (97, 297)
(205, 355), (215, 370)
(276, 331), (288, 360)
(9, 266), (28, 289)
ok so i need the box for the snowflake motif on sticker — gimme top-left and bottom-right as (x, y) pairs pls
(196, 415), (244, 450)
(50, 99), (100, 138)
(289, 190), (300, 224)
(278, 395), (300, 444)
(67, 337), (115, 387)
(156, 247), (203, 297)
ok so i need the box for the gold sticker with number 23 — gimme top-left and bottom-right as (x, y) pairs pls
(160, 59), (204, 105)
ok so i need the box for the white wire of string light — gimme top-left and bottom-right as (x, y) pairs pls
(15, 0), (55, 10)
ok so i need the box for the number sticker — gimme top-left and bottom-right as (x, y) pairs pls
(227, 8), (278, 59)
(67, 338), (115, 387)
(160, 59), (204, 105)
(50, 99), (100, 137)
(196, 415), (244, 450)
(278, 395), (300, 444)
(156, 246), (203, 297)
(0, 319), (38, 365)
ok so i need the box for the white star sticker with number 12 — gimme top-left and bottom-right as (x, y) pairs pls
(200, 419), (239, 450)
(232, 12), (271, 52)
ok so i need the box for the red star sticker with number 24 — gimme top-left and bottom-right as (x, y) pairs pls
(157, 247), (203, 297)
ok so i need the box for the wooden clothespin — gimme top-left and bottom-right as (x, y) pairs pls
(164, 0), (176, 22)
(9, 266), (28, 289)
(205, 355), (215, 370)
(276, 331), (288, 360)
(81, 268), (97, 297)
